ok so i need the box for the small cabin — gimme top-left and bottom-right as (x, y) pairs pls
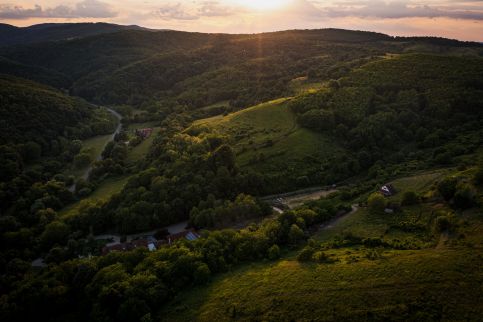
(380, 184), (397, 197)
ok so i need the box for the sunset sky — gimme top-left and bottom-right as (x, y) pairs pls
(1, 0), (482, 41)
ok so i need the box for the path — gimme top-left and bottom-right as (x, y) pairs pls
(319, 204), (359, 231)
(263, 186), (338, 210)
(436, 231), (449, 250)
(68, 107), (122, 192)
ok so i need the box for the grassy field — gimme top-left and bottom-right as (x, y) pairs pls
(126, 126), (160, 164)
(289, 76), (326, 95)
(160, 168), (483, 321)
(317, 170), (450, 241)
(161, 243), (482, 321)
(60, 176), (129, 216)
(191, 99), (345, 180)
(65, 133), (113, 178)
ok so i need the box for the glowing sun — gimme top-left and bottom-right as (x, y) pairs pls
(233, 0), (292, 11)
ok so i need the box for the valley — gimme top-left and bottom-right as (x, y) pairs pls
(0, 24), (482, 322)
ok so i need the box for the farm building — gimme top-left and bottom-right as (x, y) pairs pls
(135, 128), (153, 139)
(380, 184), (397, 197)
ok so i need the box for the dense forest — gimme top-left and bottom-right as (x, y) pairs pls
(0, 25), (482, 322)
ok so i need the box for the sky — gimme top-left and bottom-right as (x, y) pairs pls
(1, 0), (482, 41)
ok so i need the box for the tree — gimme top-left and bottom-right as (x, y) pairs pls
(453, 183), (476, 209)
(193, 263), (211, 285)
(401, 191), (419, 206)
(40, 221), (70, 249)
(368, 192), (386, 215)
(267, 244), (281, 260)
(19, 141), (42, 162)
(474, 166), (483, 186)
(74, 153), (92, 169)
(437, 177), (457, 201)
(288, 224), (304, 245)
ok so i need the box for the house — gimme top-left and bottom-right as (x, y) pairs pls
(135, 128), (153, 139)
(101, 230), (199, 255)
(167, 229), (200, 245)
(380, 184), (397, 197)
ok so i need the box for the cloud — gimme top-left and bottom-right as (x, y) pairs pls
(323, 0), (483, 21)
(152, 3), (198, 21)
(0, 0), (117, 19)
(198, 1), (238, 17)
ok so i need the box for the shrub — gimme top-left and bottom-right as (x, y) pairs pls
(288, 224), (305, 245)
(297, 246), (315, 262)
(437, 177), (457, 201)
(312, 251), (329, 263)
(453, 183), (477, 209)
(368, 192), (386, 215)
(193, 263), (211, 285)
(474, 166), (483, 186)
(267, 244), (281, 260)
(73, 153), (92, 169)
(401, 191), (420, 206)
(434, 215), (451, 233)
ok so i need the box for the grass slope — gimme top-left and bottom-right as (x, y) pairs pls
(191, 99), (345, 184)
(60, 176), (129, 217)
(162, 247), (482, 321)
(161, 168), (483, 321)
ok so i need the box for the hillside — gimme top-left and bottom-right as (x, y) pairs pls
(186, 53), (483, 193)
(0, 75), (114, 149)
(1, 28), (480, 110)
(0, 22), (147, 47)
(0, 25), (482, 322)
(160, 166), (483, 321)
(189, 99), (346, 190)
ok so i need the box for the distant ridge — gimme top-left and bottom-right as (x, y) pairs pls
(0, 22), (152, 47)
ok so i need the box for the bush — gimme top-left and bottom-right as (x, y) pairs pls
(74, 153), (92, 169)
(437, 177), (457, 201)
(474, 166), (483, 186)
(368, 192), (386, 215)
(312, 251), (329, 263)
(288, 224), (305, 245)
(297, 246), (315, 262)
(267, 244), (281, 260)
(453, 183), (477, 209)
(401, 191), (420, 206)
(434, 215), (451, 233)
(193, 263), (211, 285)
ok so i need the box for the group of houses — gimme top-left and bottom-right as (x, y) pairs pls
(101, 229), (200, 255)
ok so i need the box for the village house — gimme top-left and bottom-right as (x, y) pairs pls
(101, 229), (200, 255)
(380, 184), (397, 197)
(135, 128), (153, 139)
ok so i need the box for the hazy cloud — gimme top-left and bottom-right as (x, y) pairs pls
(0, 0), (117, 19)
(323, 0), (483, 21)
(198, 1), (238, 17)
(152, 3), (198, 20)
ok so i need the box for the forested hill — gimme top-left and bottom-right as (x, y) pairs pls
(0, 75), (117, 180)
(0, 22), (147, 47)
(0, 27), (481, 111)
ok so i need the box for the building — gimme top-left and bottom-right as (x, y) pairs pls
(380, 184), (397, 197)
(135, 128), (153, 139)
(101, 230), (199, 255)
(167, 229), (200, 245)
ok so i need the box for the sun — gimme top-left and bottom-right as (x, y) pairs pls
(232, 0), (292, 11)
